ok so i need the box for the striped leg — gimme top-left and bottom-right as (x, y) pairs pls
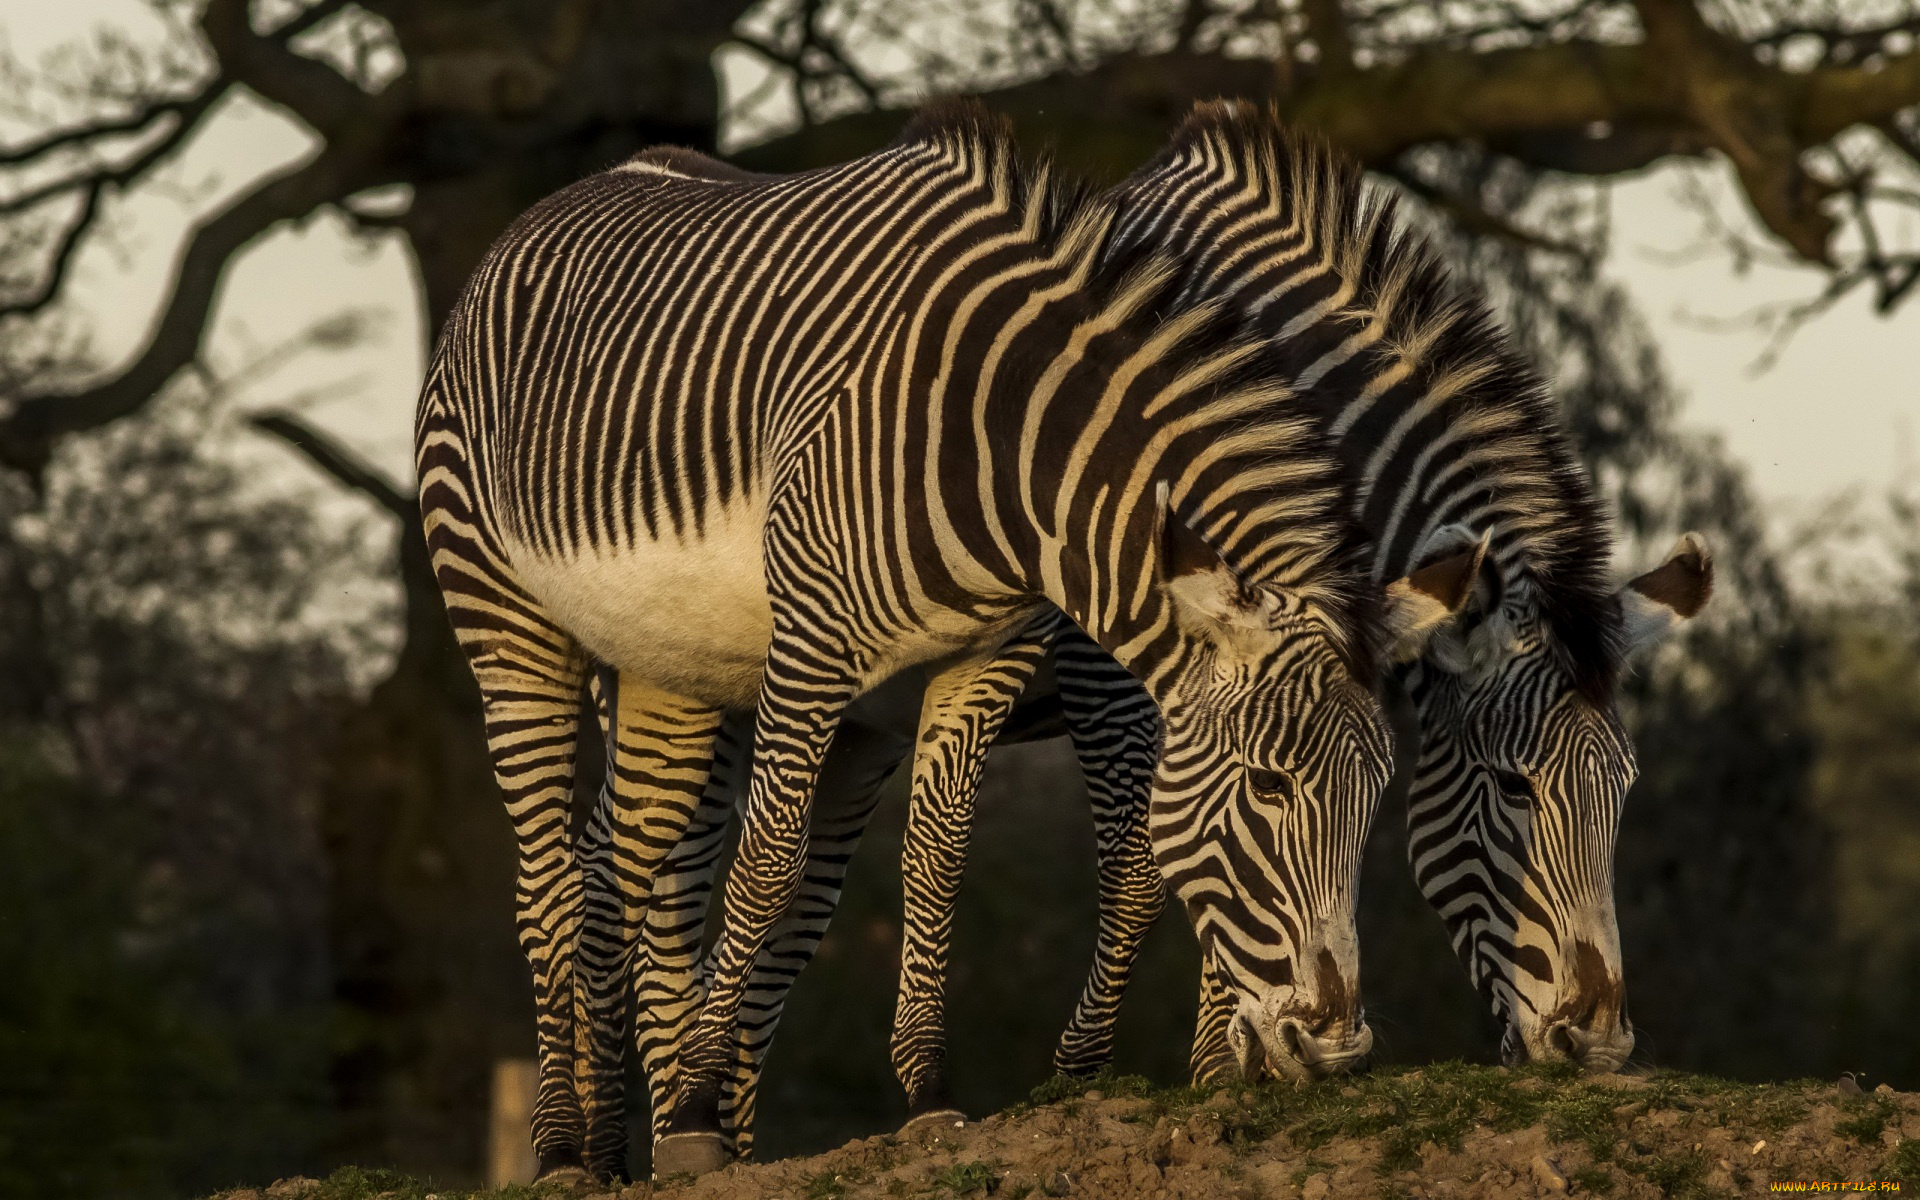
(659, 629), (861, 1173)
(1050, 627), (1167, 1076)
(892, 623), (1056, 1120)
(577, 669), (724, 1181)
(460, 622), (591, 1176)
(721, 717), (909, 1157)
(631, 716), (746, 1157)
(1190, 952), (1240, 1085)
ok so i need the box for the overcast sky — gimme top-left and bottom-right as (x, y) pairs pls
(6, 1), (1917, 535)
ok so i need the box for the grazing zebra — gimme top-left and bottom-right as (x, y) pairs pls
(415, 102), (1399, 1182)
(1108, 104), (1712, 1079)
(617, 99), (1714, 1155)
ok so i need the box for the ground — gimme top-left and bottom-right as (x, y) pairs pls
(210, 1064), (1920, 1199)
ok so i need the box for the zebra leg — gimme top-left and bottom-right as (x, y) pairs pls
(632, 715), (747, 1160)
(1050, 626), (1168, 1077)
(457, 620), (591, 1177)
(721, 717), (910, 1157)
(891, 627), (1055, 1125)
(657, 634), (861, 1176)
(576, 669), (724, 1182)
(1190, 951), (1240, 1085)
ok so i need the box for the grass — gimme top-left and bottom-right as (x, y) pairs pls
(212, 1167), (576, 1200)
(1019, 1060), (1827, 1185)
(203, 1070), (1897, 1200)
(1838, 1093), (1902, 1143)
(927, 1161), (998, 1195)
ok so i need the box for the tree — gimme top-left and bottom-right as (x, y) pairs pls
(2, 0), (1912, 1176)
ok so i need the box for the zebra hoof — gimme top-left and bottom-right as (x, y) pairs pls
(899, 1108), (967, 1138)
(652, 1131), (732, 1179)
(532, 1161), (594, 1190)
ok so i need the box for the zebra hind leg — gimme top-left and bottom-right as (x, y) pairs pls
(631, 715), (744, 1172)
(577, 669), (724, 1182)
(891, 622), (1055, 1128)
(1051, 628), (1166, 1077)
(460, 623), (591, 1180)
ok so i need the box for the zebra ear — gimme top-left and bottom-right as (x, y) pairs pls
(1158, 488), (1261, 631)
(1381, 525), (1491, 663)
(1619, 532), (1713, 658)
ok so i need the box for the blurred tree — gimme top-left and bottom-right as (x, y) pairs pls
(0, 379), (384, 1198)
(2, 0), (1916, 1178)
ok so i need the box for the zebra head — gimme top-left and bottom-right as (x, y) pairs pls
(1151, 505), (1393, 1080)
(1384, 525), (1714, 1073)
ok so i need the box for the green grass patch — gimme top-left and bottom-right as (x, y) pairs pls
(928, 1160), (998, 1194)
(230, 1167), (574, 1200)
(1837, 1094), (1901, 1144)
(805, 1168), (853, 1200)
(1026, 1069), (1156, 1106)
(1878, 1137), (1920, 1185)
(1622, 1146), (1711, 1198)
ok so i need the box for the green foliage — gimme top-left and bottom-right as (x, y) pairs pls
(1026, 1070), (1155, 1106)
(804, 1168), (854, 1199)
(1836, 1094), (1901, 1144)
(1878, 1137), (1920, 1185)
(927, 1161), (998, 1195)
(0, 736), (331, 1200)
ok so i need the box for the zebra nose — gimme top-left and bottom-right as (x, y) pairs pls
(1543, 1019), (1635, 1073)
(1275, 1016), (1373, 1079)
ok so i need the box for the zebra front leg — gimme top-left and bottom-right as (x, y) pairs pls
(1190, 951), (1241, 1085)
(892, 627), (1054, 1127)
(657, 637), (860, 1177)
(720, 716), (910, 1157)
(462, 628), (592, 1180)
(1051, 627), (1167, 1077)
(577, 670), (724, 1182)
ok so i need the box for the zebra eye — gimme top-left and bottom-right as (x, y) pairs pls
(1494, 769), (1532, 797)
(1247, 767), (1290, 797)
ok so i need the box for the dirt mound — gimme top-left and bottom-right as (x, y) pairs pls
(652, 1066), (1917, 1200)
(216, 1064), (1920, 1200)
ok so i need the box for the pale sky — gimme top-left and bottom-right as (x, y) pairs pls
(5, 1), (1917, 536)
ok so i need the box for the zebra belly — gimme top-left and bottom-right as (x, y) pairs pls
(507, 506), (775, 710)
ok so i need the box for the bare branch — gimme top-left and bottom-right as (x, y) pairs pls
(247, 410), (414, 521)
(0, 145), (383, 475)
(200, 0), (379, 137)
(266, 0), (357, 43)
(799, 0), (880, 106)
(0, 184), (105, 320)
(1384, 166), (1598, 263)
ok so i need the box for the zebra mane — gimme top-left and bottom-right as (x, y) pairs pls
(890, 100), (1378, 672)
(1129, 101), (1623, 699)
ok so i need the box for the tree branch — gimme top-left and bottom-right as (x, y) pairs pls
(201, 0), (380, 138)
(0, 144), (383, 475)
(0, 84), (229, 319)
(247, 410), (414, 521)
(1384, 166), (1597, 262)
(266, 0), (357, 43)
(736, 33), (1920, 268)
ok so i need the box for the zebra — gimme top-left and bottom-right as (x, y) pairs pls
(1109, 103), (1714, 1080)
(414, 101), (1400, 1182)
(611, 99), (1715, 1157)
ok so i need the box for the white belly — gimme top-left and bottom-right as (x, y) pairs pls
(508, 501), (773, 709)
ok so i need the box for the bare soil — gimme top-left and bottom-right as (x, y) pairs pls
(218, 1064), (1920, 1200)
